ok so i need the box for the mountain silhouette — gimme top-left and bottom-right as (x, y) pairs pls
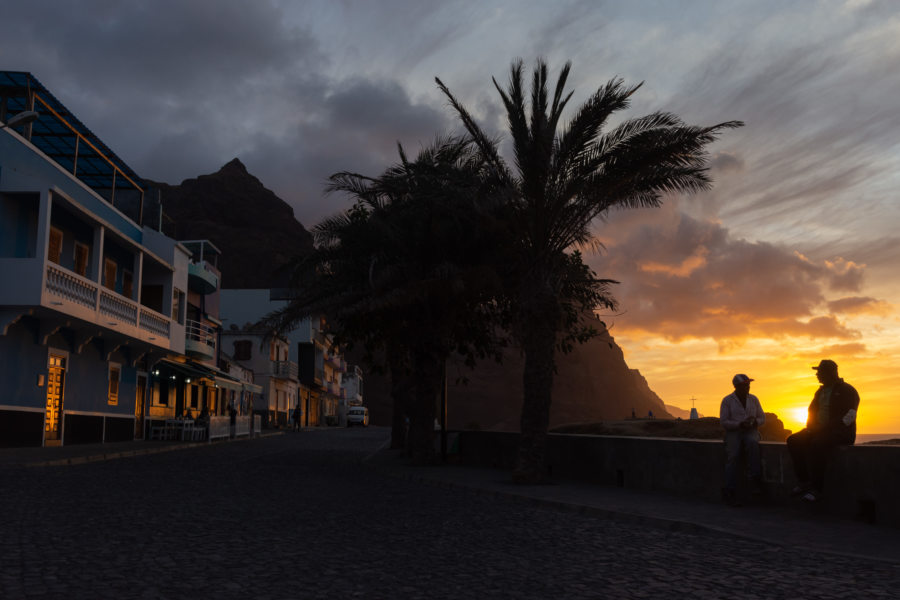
(145, 158), (314, 288)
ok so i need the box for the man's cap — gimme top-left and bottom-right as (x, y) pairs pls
(732, 374), (754, 386)
(813, 359), (838, 371)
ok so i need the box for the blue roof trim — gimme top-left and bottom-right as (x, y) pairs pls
(0, 71), (145, 224)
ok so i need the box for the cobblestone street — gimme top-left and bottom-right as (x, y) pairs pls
(1, 429), (898, 599)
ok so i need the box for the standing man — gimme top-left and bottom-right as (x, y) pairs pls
(720, 374), (766, 506)
(293, 403), (302, 431)
(786, 359), (859, 502)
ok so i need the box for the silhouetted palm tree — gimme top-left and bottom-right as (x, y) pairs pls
(437, 59), (742, 482)
(269, 137), (506, 463)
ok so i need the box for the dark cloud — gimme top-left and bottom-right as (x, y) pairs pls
(0, 0), (452, 228)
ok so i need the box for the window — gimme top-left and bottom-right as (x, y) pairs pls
(48, 227), (63, 264)
(73, 242), (89, 277)
(172, 288), (184, 324)
(108, 363), (121, 405)
(270, 342), (276, 361)
(233, 340), (252, 361)
(122, 269), (133, 299)
(103, 258), (117, 291)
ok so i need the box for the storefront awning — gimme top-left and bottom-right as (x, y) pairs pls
(242, 382), (263, 394)
(156, 359), (243, 391)
(155, 359), (212, 380)
(214, 376), (243, 392)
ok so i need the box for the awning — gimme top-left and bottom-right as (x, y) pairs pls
(155, 359), (212, 380)
(242, 382), (263, 394)
(156, 359), (242, 391)
(214, 375), (243, 392)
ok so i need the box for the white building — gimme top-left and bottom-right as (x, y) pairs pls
(0, 71), (258, 447)
(219, 289), (356, 426)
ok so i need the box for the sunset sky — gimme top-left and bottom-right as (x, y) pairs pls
(3, 0), (897, 433)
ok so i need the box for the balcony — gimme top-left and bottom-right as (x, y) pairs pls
(187, 260), (219, 295)
(43, 263), (171, 347)
(185, 319), (217, 359)
(271, 360), (298, 380)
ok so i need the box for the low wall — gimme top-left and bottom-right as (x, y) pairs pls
(455, 431), (900, 528)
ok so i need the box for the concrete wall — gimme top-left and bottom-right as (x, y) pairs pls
(456, 431), (900, 528)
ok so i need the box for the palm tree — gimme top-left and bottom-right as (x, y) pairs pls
(437, 59), (742, 482)
(268, 137), (507, 463)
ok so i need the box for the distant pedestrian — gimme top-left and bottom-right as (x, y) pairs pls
(229, 403), (237, 438)
(293, 404), (302, 431)
(786, 360), (859, 502)
(720, 374), (766, 506)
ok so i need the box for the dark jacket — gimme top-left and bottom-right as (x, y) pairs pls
(806, 378), (859, 444)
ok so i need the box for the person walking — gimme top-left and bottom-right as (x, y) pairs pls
(786, 359), (860, 502)
(293, 403), (302, 431)
(720, 374), (766, 506)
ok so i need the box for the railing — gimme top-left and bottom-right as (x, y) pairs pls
(208, 416), (230, 441)
(45, 262), (172, 344)
(99, 289), (138, 325)
(139, 308), (170, 338)
(186, 319), (217, 354)
(235, 416), (251, 438)
(46, 264), (97, 309)
(272, 360), (298, 379)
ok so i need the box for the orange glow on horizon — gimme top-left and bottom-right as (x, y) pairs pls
(615, 335), (900, 436)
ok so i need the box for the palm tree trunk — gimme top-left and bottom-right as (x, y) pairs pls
(513, 291), (559, 484)
(407, 346), (442, 465)
(389, 369), (412, 451)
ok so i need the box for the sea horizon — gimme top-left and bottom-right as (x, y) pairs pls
(856, 433), (900, 443)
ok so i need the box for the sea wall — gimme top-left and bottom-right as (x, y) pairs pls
(455, 431), (900, 527)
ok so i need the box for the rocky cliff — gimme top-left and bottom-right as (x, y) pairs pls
(146, 159), (313, 288)
(360, 326), (672, 431)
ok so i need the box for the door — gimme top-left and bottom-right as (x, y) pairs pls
(44, 354), (66, 445)
(134, 374), (147, 439)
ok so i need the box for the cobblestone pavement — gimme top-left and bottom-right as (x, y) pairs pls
(1, 428), (898, 599)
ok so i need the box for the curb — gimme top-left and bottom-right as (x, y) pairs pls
(19, 431), (285, 468)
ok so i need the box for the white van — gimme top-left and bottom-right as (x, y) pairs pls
(347, 406), (369, 427)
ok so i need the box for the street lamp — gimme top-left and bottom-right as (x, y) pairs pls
(0, 110), (39, 130)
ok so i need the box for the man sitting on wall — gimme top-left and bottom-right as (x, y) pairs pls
(786, 359), (860, 502)
(720, 373), (766, 506)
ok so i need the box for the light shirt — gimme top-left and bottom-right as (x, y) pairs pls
(720, 392), (766, 432)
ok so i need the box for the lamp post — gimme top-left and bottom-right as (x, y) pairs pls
(0, 110), (39, 130)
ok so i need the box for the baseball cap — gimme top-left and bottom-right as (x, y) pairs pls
(732, 374), (754, 386)
(812, 359), (838, 371)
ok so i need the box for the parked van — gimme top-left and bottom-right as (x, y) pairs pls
(347, 406), (369, 427)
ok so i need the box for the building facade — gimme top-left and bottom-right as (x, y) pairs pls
(0, 71), (258, 447)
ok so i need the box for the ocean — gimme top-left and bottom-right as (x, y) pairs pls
(856, 433), (900, 444)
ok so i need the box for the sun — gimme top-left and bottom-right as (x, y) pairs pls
(790, 406), (809, 429)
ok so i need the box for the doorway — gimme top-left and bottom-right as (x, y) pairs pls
(135, 374), (147, 439)
(44, 354), (66, 446)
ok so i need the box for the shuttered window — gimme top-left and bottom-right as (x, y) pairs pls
(104, 258), (117, 291)
(48, 227), (63, 264)
(73, 242), (89, 277)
